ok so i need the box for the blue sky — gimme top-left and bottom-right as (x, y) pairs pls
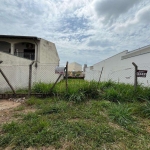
(0, 0), (150, 66)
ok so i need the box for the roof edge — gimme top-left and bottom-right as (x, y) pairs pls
(0, 35), (40, 40)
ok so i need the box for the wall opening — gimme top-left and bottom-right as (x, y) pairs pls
(14, 42), (35, 60)
(0, 41), (11, 54)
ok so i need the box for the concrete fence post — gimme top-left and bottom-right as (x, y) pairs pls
(28, 61), (35, 97)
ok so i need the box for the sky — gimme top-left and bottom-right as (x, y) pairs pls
(0, 0), (150, 66)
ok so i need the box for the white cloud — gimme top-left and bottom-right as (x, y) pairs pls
(0, 0), (150, 66)
(114, 5), (150, 32)
(93, 0), (140, 25)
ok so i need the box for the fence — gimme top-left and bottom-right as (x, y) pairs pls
(85, 63), (150, 87)
(0, 62), (64, 95)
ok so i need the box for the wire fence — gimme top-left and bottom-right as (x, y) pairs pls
(108, 67), (135, 84)
(1, 62), (150, 95)
(0, 63), (63, 94)
(85, 63), (150, 87)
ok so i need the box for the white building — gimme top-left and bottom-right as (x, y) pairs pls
(0, 35), (62, 92)
(85, 45), (150, 86)
(68, 62), (82, 72)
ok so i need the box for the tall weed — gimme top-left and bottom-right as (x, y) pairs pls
(139, 101), (150, 118)
(32, 82), (52, 94)
(32, 79), (150, 103)
(108, 103), (134, 126)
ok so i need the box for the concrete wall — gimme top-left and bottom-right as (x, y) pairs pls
(0, 54), (62, 93)
(0, 51), (32, 65)
(0, 37), (60, 64)
(85, 47), (150, 86)
(68, 62), (82, 71)
(0, 37), (62, 93)
(0, 62), (62, 93)
(39, 39), (59, 64)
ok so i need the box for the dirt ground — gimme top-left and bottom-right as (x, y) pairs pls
(0, 100), (21, 124)
(0, 100), (21, 110)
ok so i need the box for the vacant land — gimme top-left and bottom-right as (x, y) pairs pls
(0, 100), (21, 110)
(0, 80), (150, 149)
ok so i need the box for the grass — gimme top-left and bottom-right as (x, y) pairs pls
(108, 103), (135, 126)
(0, 80), (150, 149)
(0, 98), (150, 149)
(31, 79), (150, 103)
(14, 105), (25, 111)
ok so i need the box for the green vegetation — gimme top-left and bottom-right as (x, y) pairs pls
(108, 103), (134, 126)
(0, 80), (150, 149)
(32, 79), (150, 103)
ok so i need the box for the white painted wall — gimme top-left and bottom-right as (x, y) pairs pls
(39, 39), (59, 64)
(85, 47), (150, 86)
(68, 62), (82, 71)
(0, 63), (62, 93)
(0, 51), (32, 65)
(0, 54), (62, 92)
(0, 37), (62, 93)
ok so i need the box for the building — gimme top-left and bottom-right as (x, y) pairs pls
(85, 45), (150, 86)
(0, 35), (62, 92)
(68, 62), (82, 72)
(0, 35), (59, 64)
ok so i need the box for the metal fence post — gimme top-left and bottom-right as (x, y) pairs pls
(49, 74), (62, 93)
(0, 68), (16, 95)
(28, 61), (35, 97)
(98, 67), (103, 84)
(66, 61), (68, 92)
(132, 62), (138, 90)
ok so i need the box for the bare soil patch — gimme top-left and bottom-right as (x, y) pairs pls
(0, 100), (21, 110)
(0, 100), (21, 124)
